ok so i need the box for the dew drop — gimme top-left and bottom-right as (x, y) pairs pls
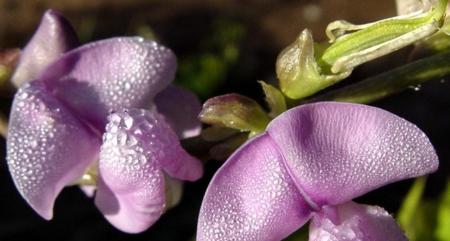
(30, 140), (38, 148)
(409, 84), (422, 91)
(124, 115), (134, 129)
(126, 135), (138, 146)
(117, 131), (128, 146)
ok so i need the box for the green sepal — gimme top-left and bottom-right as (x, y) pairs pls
(201, 126), (239, 142)
(259, 81), (287, 118)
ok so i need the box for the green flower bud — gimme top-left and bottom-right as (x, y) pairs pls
(276, 29), (350, 100)
(199, 94), (270, 135)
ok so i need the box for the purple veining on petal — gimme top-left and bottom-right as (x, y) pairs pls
(96, 108), (202, 233)
(198, 101), (438, 241)
(155, 85), (202, 139)
(309, 202), (407, 241)
(39, 37), (176, 129)
(11, 9), (78, 87)
(267, 101), (438, 206)
(6, 81), (100, 219)
(197, 134), (313, 241)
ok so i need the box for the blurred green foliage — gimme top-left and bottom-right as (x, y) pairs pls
(397, 177), (437, 241)
(0, 65), (10, 85)
(84, 17), (244, 100)
(176, 19), (244, 99)
(435, 179), (450, 241)
(397, 178), (450, 241)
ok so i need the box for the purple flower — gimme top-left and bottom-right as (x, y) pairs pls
(7, 10), (203, 233)
(197, 102), (438, 241)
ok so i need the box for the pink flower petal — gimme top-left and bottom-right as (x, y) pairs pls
(11, 10), (78, 87)
(154, 85), (202, 139)
(6, 81), (100, 219)
(95, 108), (202, 233)
(309, 202), (407, 241)
(267, 102), (438, 206)
(39, 37), (176, 129)
(197, 134), (314, 241)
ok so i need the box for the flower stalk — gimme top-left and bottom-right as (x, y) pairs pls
(308, 50), (450, 104)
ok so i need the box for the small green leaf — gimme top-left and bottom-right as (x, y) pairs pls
(199, 94), (270, 135)
(259, 81), (287, 118)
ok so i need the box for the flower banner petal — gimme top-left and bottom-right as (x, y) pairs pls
(197, 134), (313, 241)
(267, 102), (438, 207)
(40, 37), (176, 129)
(154, 85), (202, 139)
(309, 202), (407, 241)
(11, 10), (78, 87)
(7, 81), (100, 219)
(96, 108), (201, 233)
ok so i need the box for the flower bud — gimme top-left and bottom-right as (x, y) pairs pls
(276, 29), (350, 99)
(199, 93), (270, 135)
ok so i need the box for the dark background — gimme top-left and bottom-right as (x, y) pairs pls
(0, 1), (449, 240)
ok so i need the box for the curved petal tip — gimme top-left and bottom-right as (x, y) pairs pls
(267, 102), (438, 205)
(11, 9), (78, 87)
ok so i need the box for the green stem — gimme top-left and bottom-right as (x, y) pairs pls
(305, 50), (450, 104)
